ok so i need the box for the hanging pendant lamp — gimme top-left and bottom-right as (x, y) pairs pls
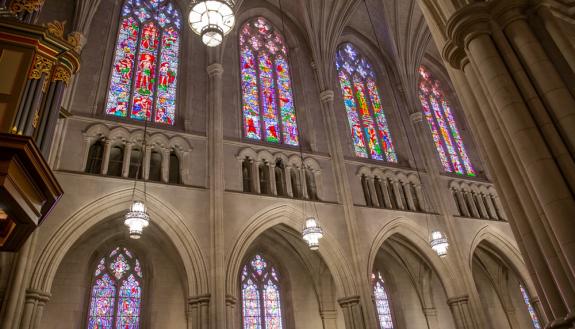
(188, 0), (235, 47)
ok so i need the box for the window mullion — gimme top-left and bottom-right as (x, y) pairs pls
(363, 79), (385, 160)
(149, 20), (163, 123)
(259, 279), (266, 329)
(255, 48), (266, 142)
(127, 17), (143, 120)
(273, 55), (284, 145)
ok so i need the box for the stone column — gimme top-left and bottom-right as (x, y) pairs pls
(268, 162), (277, 196)
(466, 29), (575, 289)
(206, 61), (226, 329)
(81, 135), (93, 171)
(500, 9), (575, 154)
(380, 179), (393, 209)
(284, 165), (293, 197)
(338, 296), (366, 329)
(403, 182), (416, 211)
(0, 231), (38, 329)
(19, 289), (50, 329)
(188, 295), (210, 329)
(319, 89), (374, 328)
(225, 295), (237, 329)
(142, 145), (152, 180)
(100, 139), (112, 175)
(300, 167), (309, 199)
(366, 176), (380, 207)
(464, 191), (480, 218)
(474, 192), (489, 219)
(320, 309), (338, 329)
(482, 193), (498, 220)
(448, 296), (475, 329)
(251, 160), (261, 194)
(122, 142), (133, 178)
(313, 170), (322, 200)
(414, 183), (426, 212)
(423, 307), (441, 329)
(535, 6), (575, 74)
(161, 148), (170, 183)
(391, 179), (405, 210)
(491, 195), (505, 221)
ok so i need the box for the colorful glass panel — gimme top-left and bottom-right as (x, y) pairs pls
(338, 71), (368, 158)
(116, 274), (142, 328)
(241, 254), (283, 329)
(155, 27), (179, 124)
(354, 75), (383, 160)
(239, 17), (299, 145)
(418, 66), (475, 176)
(372, 272), (394, 329)
(87, 247), (143, 329)
(242, 280), (262, 329)
(335, 43), (397, 162)
(263, 281), (283, 329)
(520, 285), (541, 329)
(105, 0), (181, 124)
(88, 274), (116, 329)
(105, 17), (139, 118)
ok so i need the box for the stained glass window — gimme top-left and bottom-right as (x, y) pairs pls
(87, 247), (143, 329)
(417, 66), (475, 176)
(105, 0), (181, 125)
(335, 43), (397, 162)
(241, 254), (283, 329)
(520, 284), (541, 329)
(240, 17), (299, 146)
(371, 272), (394, 329)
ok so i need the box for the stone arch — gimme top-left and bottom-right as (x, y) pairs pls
(84, 123), (110, 139)
(287, 154), (303, 167)
(256, 150), (275, 163)
(29, 188), (209, 297)
(148, 132), (170, 148)
(302, 157), (320, 171)
(367, 217), (460, 297)
(107, 126), (130, 142)
(226, 203), (357, 298)
(468, 226), (535, 294)
(237, 147), (258, 160)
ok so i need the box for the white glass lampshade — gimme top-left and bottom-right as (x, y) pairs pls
(430, 230), (449, 257)
(188, 0), (235, 47)
(124, 201), (150, 239)
(302, 217), (324, 250)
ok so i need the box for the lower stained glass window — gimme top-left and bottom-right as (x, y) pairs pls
(372, 272), (394, 329)
(87, 247), (143, 329)
(241, 254), (283, 329)
(519, 284), (541, 329)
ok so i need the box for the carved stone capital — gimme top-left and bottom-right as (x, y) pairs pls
(337, 295), (361, 308)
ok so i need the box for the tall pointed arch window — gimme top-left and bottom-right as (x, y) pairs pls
(87, 246), (144, 329)
(241, 254), (284, 329)
(335, 43), (397, 162)
(372, 272), (394, 329)
(239, 17), (299, 146)
(417, 66), (475, 176)
(519, 284), (542, 329)
(105, 0), (181, 125)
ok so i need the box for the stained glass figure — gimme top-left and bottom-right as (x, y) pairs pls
(87, 247), (143, 329)
(105, 0), (181, 125)
(520, 284), (542, 329)
(372, 272), (394, 329)
(240, 17), (299, 145)
(417, 66), (475, 176)
(241, 254), (283, 329)
(335, 43), (397, 162)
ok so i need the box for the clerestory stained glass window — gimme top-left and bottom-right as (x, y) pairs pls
(105, 0), (181, 125)
(372, 272), (394, 329)
(519, 284), (541, 329)
(417, 66), (475, 176)
(335, 43), (397, 162)
(241, 254), (283, 329)
(87, 247), (143, 329)
(239, 17), (299, 146)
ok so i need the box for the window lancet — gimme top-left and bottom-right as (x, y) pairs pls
(417, 66), (474, 176)
(240, 17), (299, 146)
(520, 284), (541, 329)
(241, 254), (284, 329)
(87, 246), (143, 329)
(335, 43), (397, 162)
(372, 272), (394, 329)
(105, 0), (181, 125)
